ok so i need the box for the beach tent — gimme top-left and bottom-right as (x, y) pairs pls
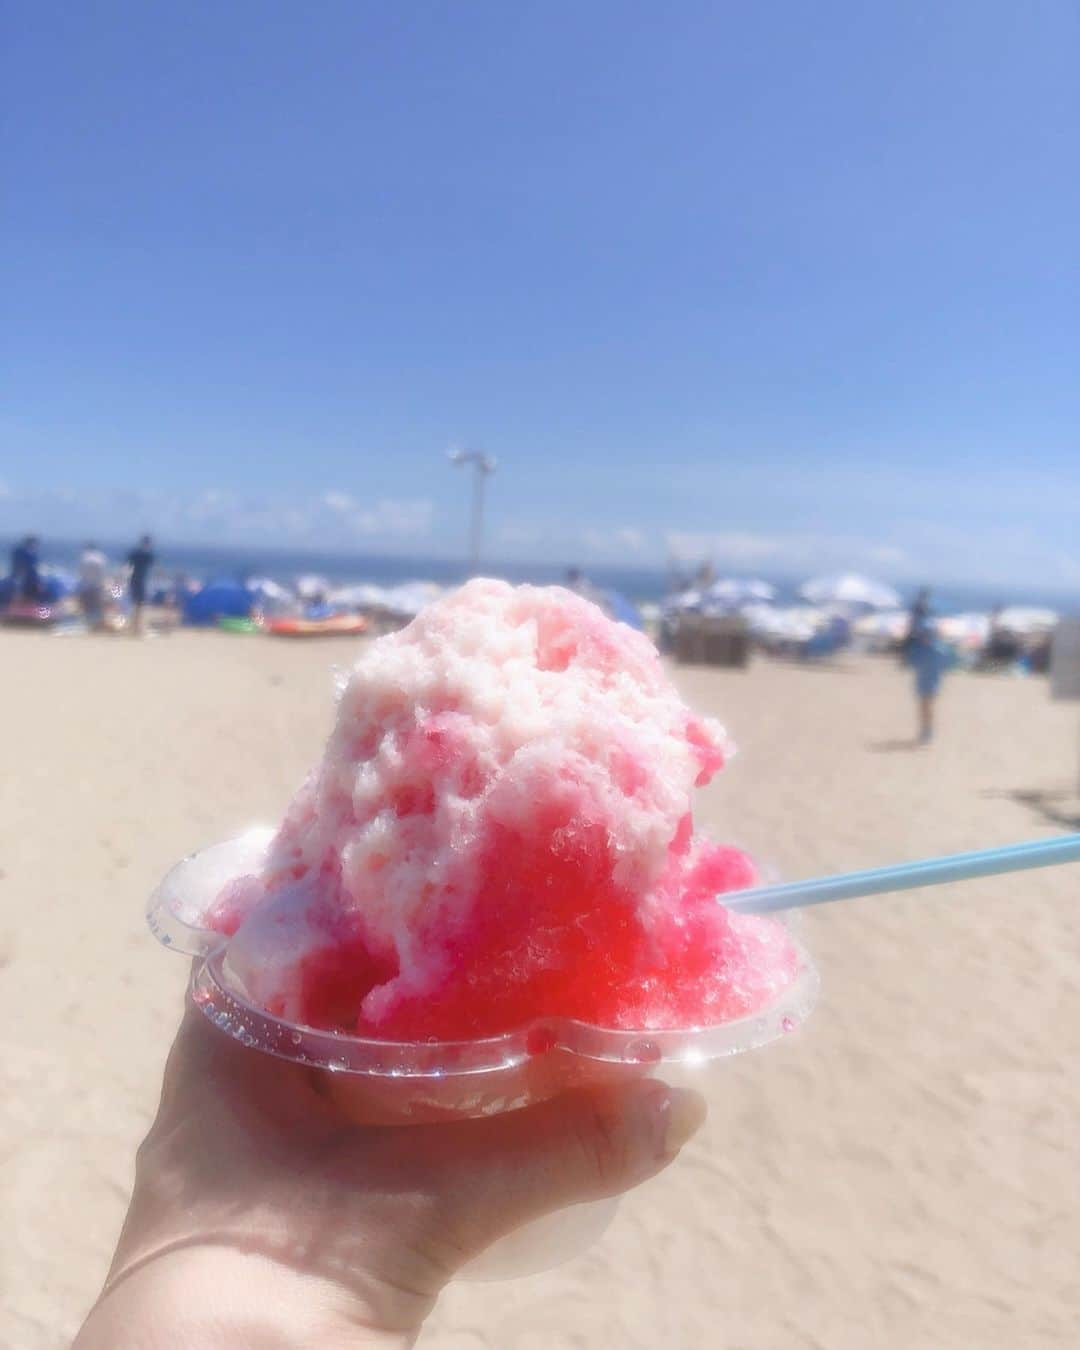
(799, 572), (900, 611)
(183, 578), (254, 626)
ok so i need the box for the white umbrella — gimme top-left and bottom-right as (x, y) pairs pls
(994, 606), (1058, 635)
(662, 587), (704, 614)
(745, 604), (823, 643)
(706, 578), (777, 607)
(799, 572), (901, 610)
(248, 576), (295, 608)
(296, 573), (330, 600)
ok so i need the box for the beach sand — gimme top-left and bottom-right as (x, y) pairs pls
(3, 627), (1079, 1348)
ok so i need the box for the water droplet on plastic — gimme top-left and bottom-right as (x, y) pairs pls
(526, 1026), (556, 1056)
(781, 1016), (796, 1034)
(627, 1039), (661, 1065)
(290, 1031), (302, 1045)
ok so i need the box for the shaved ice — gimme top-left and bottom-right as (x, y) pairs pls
(208, 579), (798, 1038)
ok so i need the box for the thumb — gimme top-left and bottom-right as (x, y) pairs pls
(402, 1078), (707, 1265)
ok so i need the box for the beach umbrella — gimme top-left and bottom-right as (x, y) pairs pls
(706, 578), (777, 607)
(744, 604), (823, 643)
(662, 587), (704, 614)
(995, 606), (1059, 635)
(799, 572), (901, 611)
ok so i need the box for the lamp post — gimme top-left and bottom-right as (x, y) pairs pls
(447, 448), (496, 573)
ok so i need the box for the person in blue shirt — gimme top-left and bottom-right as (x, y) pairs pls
(904, 589), (950, 744)
(9, 534), (42, 603)
(126, 534), (155, 635)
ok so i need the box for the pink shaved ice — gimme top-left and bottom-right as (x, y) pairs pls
(209, 579), (798, 1038)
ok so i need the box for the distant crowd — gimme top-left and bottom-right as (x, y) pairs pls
(5, 534), (157, 635)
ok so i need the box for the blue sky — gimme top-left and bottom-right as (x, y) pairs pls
(2, 1), (1078, 588)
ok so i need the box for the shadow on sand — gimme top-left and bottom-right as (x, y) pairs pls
(866, 738), (925, 753)
(982, 787), (1080, 831)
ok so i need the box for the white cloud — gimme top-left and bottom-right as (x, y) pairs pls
(572, 524), (651, 558)
(1056, 553), (1080, 584)
(663, 529), (919, 578)
(665, 530), (786, 564)
(868, 544), (908, 566)
(7, 485), (435, 548)
(616, 526), (645, 552)
(185, 488), (228, 522)
(346, 498), (433, 538)
(281, 507), (315, 538)
(498, 522), (544, 548)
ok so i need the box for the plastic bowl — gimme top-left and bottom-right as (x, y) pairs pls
(150, 829), (820, 1277)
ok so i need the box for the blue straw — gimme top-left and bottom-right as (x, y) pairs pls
(725, 833), (1080, 916)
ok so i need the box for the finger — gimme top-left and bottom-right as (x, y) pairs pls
(374, 1078), (706, 1263)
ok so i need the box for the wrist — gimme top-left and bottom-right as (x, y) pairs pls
(76, 1244), (414, 1350)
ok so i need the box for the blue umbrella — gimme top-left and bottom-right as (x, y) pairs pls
(602, 589), (644, 630)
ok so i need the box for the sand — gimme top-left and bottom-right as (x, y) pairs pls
(3, 626), (1079, 1348)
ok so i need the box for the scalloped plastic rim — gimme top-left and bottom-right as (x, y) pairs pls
(147, 825), (277, 958)
(153, 830), (820, 1077)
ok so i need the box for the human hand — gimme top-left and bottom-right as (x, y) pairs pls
(76, 1001), (706, 1348)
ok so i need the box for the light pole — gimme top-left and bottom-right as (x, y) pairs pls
(447, 448), (496, 573)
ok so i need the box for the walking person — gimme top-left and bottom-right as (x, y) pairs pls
(125, 534), (155, 636)
(78, 541), (109, 630)
(904, 588), (949, 745)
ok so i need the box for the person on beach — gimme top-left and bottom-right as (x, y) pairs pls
(125, 534), (155, 635)
(78, 542), (109, 630)
(904, 589), (949, 744)
(9, 534), (42, 602)
(74, 1004), (704, 1347)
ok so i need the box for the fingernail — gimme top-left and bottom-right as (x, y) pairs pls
(649, 1084), (707, 1157)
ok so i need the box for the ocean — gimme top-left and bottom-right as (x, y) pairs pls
(5, 536), (1077, 616)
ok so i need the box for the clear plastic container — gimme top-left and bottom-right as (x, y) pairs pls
(149, 829), (819, 1278)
